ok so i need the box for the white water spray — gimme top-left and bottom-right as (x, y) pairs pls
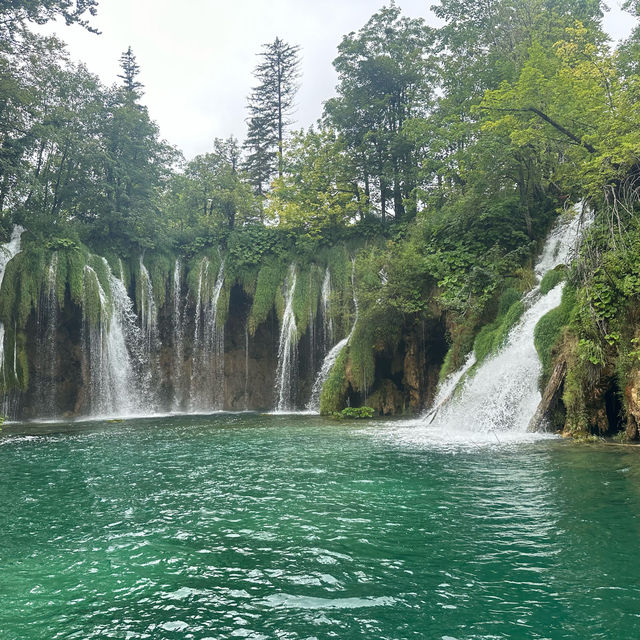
(190, 257), (225, 411)
(138, 257), (158, 356)
(307, 260), (358, 412)
(82, 260), (154, 417)
(172, 259), (184, 411)
(424, 206), (591, 436)
(321, 267), (334, 350)
(274, 264), (298, 411)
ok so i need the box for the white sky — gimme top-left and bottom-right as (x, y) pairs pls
(41, 0), (636, 159)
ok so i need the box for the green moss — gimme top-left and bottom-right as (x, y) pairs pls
(0, 248), (49, 328)
(15, 329), (28, 391)
(473, 298), (525, 366)
(534, 285), (576, 385)
(497, 287), (521, 316)
(60, 246), (90, 307)
(186, 249), (224, 317)
(319, 348), (349, 415)
(439, 324), (475, 383)
(217, 277), (231, 329)
(327, 245), (352, 335)
(540, 266), (567, 295)
(292, 264), (323, 336)
(348, 322), (375, 394)
(249, 259), (287, 335)
(88, 254), (111, 301)
(144, 251), (174, 309)
(562, 348), (589, 434)
(82, 263), (109, 326)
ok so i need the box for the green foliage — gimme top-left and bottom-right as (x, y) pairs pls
(319, 348), (349, 415)
(82, 262), (107, 326)
(142, 252), (174, 310)
(248, 260), (287, 334)
(473, 290), (526, 366)
(0, 247), (47, 328)
(348, 322), (377, 395)
(332, 406), (375, 420)
(292, 264), (323, 336)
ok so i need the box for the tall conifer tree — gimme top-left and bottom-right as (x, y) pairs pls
(118, 46), (143, 97)
(243, 37), (300, 195)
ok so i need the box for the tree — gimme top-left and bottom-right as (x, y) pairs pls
(324, 5), (434, 221)
(0, 0), (98, 42)
(267, 127), (365, 236)
(163, 138), (259, 239)
(95, 50), (175, 248)
(117, 47), (143, 97)
(243, 37), (300, 194)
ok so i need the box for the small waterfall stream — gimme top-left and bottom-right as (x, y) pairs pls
(138, 257), (159, 356)
(274, 264), (298, 411)
(172, 259), (184, 411)
(424, 206), (591, 436)
(35, 252), (59, 415)
(190, 257), (225, 411)
(307, 260), (358, 412)
(321, 267), (334, 350)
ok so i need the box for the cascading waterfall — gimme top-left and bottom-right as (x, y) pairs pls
(82, 260), (152, 417)
(274, 264), (298, 411)
(190, 257), (225, 411)
(138, 257), (158, 356)
(35, 252), (59, 415)
(244, 318), (249, 410)
(321, 267), (334, 350)
(423, 352), (477, 425)
(425, 206), (591, 435)
(171, 259), (184, 411)
(306, 260), (358, 412)
(0, 226), (25, 386)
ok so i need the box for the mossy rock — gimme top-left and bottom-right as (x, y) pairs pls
(367, 379), (405, 416)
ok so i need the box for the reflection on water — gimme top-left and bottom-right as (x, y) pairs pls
(1, 414), (639, 639)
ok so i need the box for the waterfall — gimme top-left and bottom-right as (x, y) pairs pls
(321, 267), (334, 350)
(190, 257), (225, 411)
(35, 252), (58, 415)
(244, 318), (249, 410)
(306, 260), (358, 412)
(0, 227), (25, 386)
(82, 260), (152, 417)
(274, 264), (298, 411)
(425, 206), (591, 435)
(138, 257), (158, 356)
(172, 259), (184, 411)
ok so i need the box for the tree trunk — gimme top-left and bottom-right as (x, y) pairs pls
(528, 359), (567, 432)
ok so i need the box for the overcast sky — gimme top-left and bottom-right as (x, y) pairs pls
(41, 0), (635, 159)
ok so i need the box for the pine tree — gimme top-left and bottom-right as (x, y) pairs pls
(118, 46), (143, 97)
(243, 37), (300, 195)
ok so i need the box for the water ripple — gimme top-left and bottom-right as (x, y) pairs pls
(1, 414), (639, 639)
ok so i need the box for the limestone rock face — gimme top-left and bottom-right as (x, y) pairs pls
(368, 379), (405, 416)
(624, 369), (640, 440)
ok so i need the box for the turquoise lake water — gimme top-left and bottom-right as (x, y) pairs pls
(1, 414), (639, 639)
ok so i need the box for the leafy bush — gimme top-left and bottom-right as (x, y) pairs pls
(333, 406), (375, 419)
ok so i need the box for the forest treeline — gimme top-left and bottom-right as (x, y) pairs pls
(2, 0), (640, 430)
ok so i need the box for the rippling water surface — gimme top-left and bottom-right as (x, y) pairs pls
(1, 414), (639, 639)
